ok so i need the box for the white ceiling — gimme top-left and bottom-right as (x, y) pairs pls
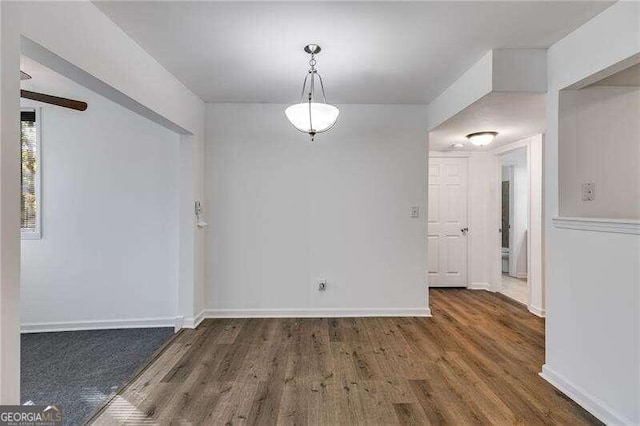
(94, 1), (613, 104)
(428, 93), (545, 151)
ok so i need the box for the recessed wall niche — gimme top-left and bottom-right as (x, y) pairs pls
(558, 61), (640, 220)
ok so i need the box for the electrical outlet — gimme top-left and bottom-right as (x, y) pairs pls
(581, 182), (595, 201)
(411, 206), (420, 218)
(318, 279), (327, 291)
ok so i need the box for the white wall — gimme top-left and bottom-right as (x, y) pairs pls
(559, 86), (640, 220)
(2, 1), (206, 400)
(528, 135), (544, 315)
(205, 104), (429, 316)
(543, 2), (640, 424)
(6, 0), (206, 328)
(0, 1), (23, 404)
(502, 147), (528, 278)
(467, 152), (497, 289)
(20, 80), (180, 330)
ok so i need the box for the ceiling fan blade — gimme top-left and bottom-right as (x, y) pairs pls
(20, 90), (87, 111)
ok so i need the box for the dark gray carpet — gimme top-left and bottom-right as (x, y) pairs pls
(21, 327), (174, 425)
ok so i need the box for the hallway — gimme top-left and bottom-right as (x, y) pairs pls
(500, 274), (529, 305)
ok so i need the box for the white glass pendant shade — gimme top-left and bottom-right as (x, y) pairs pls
(466, 131), (498, 146)
(285, 102), (339, 134)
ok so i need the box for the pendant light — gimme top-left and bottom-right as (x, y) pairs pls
(285, 44), (339, 142)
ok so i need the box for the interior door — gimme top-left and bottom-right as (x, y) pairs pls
(428, 157), (469, 287)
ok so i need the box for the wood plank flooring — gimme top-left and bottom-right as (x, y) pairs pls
(90, 289), (600, 425)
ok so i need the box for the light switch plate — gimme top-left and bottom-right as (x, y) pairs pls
(411, 206), (420, 218)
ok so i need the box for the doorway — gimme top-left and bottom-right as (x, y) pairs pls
(18, 52), (178, 421)
(499, 147), (529, 304)
(427, 157), (469, 287)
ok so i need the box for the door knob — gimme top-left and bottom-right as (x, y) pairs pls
(461, 227), (469, 235)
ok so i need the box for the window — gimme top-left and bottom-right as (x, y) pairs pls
(21, 108), (41, 239)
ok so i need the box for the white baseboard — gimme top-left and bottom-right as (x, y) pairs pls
(174, 316), (184, 331)
(21, 317), (175, 333)
(540, 364), (632, 425)
(182, 310), (206, 329)
(468, 282), (491, 291)
(200, 307), (432, 319)
(22, 307), (431, 333)
(528, 304), (545, 317)
(516, 273), (528, 279)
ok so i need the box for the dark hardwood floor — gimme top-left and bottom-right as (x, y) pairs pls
(91, 289), (600, 425)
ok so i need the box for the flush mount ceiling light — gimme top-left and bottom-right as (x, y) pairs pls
(466, 131), (498, 146)
(285, 44), (339, 142)
(450, 143), (465, 149)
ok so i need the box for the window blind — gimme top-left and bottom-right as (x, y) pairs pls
(21, 112), (38, 231)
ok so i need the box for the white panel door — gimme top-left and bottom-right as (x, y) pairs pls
(428, 157), (468, 287)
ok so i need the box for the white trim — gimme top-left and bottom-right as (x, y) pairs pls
(553, 216), (640, 235)
(428, 151), (471, 158)
(540, 364), (633, 426)
(465, 157), (470, 288)
(173, 316), (184, 331)
(503, 163), (516, 278)
(468, 282), (492, 291)
(21, 230), (41, 240)
(516, 273), (528, 279)
(194, 310), (206, 327)
(21, 316), (175, 333)
(182, 310), (206, 329)
(553, 217), (640, 235)
(527, 304), (545, 317)
(200, 307), (432, 319)
(491, 138), (546, 316)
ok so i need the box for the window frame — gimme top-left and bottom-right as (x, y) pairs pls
(21, 107), (42, 240)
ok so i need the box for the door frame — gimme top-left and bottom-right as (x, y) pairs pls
(429, 136), (544, 316)
(428, 152), (470, 288)
(490, 137), (544, 316)
(493, 142), (530, 303)
(500, 162), (516, 278)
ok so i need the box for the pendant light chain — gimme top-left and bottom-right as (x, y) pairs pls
(309, 53), (315, 140)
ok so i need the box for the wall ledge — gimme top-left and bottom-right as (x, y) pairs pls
(553, 216), (640, 235)
(540, 364), (634, 425)
(200, 307), (432, 319)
